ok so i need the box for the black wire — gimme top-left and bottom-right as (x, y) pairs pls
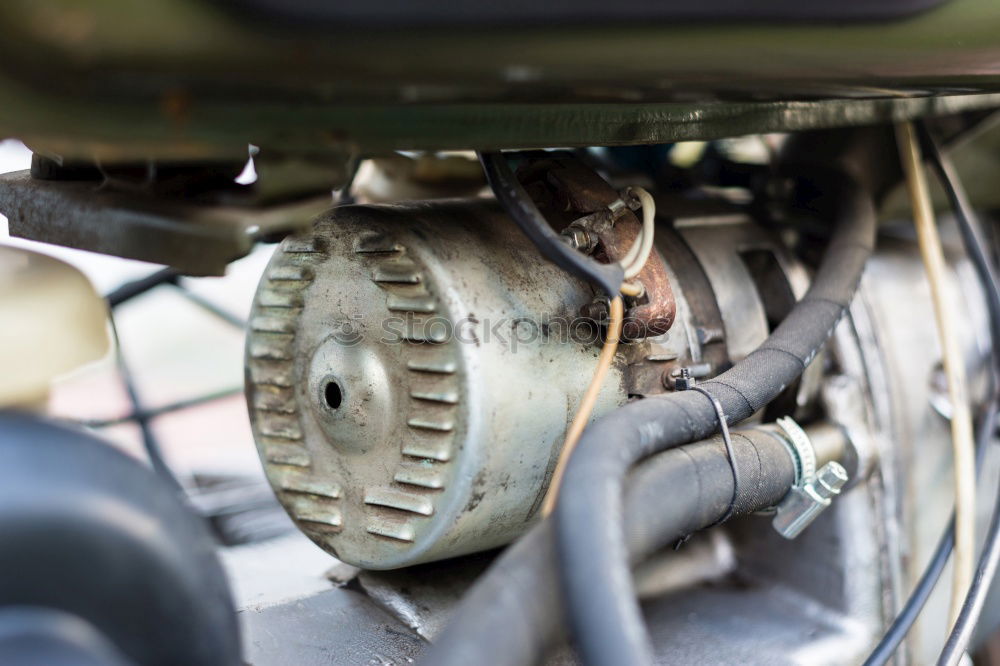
(478, 151), (624, 297)
(863, 402), (996, 666)
(920, 124), (1000, 362)
(170, 281), (246, 329)
(689, 385), (741, 523)
(105, 267), (178, 308)
(104, 268), (232, 494)
(940, 474), (1000, 665)
(103, 272), (244, 432)
(863, 122), (1000, 665)
(78, 386), (243, 428)
(107, 269), (247, 330)
(108, 315), (185, 493)
(918, 124), (1000, 665)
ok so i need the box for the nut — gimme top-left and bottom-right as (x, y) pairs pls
(561, 227), (596, 253)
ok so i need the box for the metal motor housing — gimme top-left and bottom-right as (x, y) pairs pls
(246, 197), (809, 569)
(246, 200), (626, 569)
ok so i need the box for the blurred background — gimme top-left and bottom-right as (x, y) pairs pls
(0, 138), (341, 612)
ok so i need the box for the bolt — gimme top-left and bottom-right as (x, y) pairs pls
(696, 327), (725, 345)
(561, 227), (595, 253)
(771, 438), (849, 539)
(813, 462), (848, 499)
(580, 300), (609, 323)
(621, 188), (641, 211)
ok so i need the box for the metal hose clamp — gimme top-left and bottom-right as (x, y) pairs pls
(775, 416), (816, 486)
(771, 416), (848, 539)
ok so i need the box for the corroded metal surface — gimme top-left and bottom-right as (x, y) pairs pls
(519, 157), (676, 340)
(597, 217), (676, 340)
(623, 223), (731, 397)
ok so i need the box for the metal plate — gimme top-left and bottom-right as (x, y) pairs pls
(1, 1), (1000, 159)
(0, 171), (327, 275)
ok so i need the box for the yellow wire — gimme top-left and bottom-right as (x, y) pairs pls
(541, 295), (625, 517)
(896, 121), (977, 628)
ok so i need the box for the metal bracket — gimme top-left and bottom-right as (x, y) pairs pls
(0, 170), (330, 276)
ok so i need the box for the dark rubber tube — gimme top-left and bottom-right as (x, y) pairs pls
(0, 411), (241, 666)
(554, 174), (876, 666)
(421, 428), (796, 666)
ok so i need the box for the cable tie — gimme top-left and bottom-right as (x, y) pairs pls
(687, 384), (741, 524)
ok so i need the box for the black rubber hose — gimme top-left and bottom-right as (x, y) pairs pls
(478, 151), (625, 297)
(554, 174), (876, 666)
(862, 122), (1000, 666)
(863, 403), (996, 666)
(0, 411), (242, 665)
(421, 427), (796, 666)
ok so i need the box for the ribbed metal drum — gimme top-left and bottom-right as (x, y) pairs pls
(245, 200), (625, 569)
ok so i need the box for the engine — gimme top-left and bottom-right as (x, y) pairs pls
(244, 153), (978, 581)
(235, 142), (999, 664)
(248, 198), (812, 567)
(5, 3), (1000, 664)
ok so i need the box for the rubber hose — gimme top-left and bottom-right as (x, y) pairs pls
(554, 173), (876, 666)
(421, 428), (796, 666)
(0, 411), (242, 666)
